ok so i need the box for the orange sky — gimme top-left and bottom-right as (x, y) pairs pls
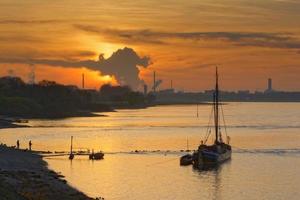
(0, 0), (300, 91)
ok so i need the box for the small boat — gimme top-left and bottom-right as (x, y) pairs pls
(180, 154), (193, 166)
(69, 153), (74, 160)
(192, 67), (232, 169)
(93, 152), (104, 160)
(89, 150), (104, 160)
(69, 136), (74, 160)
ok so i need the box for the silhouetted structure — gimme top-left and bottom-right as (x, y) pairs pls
(144, 84), (148, 95)
(265, 78), (274, 93)
(82, 73), (85, 89)
(69, 136), (74, 160)
(151, 71), (162, 94)
(153, 71), (156, 93)
(29, 140), (32, 151)
(268, 78), (272, 91)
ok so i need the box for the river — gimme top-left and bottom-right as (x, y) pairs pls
(0, 103), (299, 199)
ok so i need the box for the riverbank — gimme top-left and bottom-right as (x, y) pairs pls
(0, 145), (96, 200)
(0, 120), (29, 129)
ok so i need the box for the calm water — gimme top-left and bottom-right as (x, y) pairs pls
(1, 103), (300, 199)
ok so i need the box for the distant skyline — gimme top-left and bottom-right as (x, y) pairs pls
(0, 0), (300, 91)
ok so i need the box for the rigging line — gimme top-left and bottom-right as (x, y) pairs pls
(204, 105), (214, 144)
(203, 106), (213, 143)
(220, 103), (228, 139)
(218, 102), (222, 142)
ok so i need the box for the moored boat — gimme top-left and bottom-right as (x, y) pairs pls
(69, 136), (74, 160)
(180, 154), (193, 166)
(188, 67), (232, 169)
(89, 150), (104, 160)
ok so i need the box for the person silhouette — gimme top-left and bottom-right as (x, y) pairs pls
(16, 140), (20, 149)
(29, 140), (32, 151)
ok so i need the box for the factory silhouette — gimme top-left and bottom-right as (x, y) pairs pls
(143, 72), (300, 103)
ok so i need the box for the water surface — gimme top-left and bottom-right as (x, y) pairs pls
(0, 103), (299, 199)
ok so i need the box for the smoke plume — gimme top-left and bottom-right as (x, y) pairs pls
(0, 47), (151, 90)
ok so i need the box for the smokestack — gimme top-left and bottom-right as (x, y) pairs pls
(144, 84), (148, 96)
(82, 73), (85, 89)
(268, 78), (272, 91)
(153, 71), (156, 93)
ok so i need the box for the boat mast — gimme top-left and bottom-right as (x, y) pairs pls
(187, 137), (189, 151)
(70, 136), (73, 154)
(214, 67), (219, 144)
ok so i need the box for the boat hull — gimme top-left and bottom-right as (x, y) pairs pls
(89, 152), (104, 160)
(193, 145), (231, 169)
(180, 154), (193, 166)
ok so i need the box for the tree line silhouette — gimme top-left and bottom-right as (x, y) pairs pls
(0, 76), (154, 118)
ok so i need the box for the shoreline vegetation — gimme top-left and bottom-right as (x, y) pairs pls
(1, 76), (298, 128)
(0, 76), (155, 124)
(0, 144), (97, 200)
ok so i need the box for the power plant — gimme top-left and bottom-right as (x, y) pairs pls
(152, 71), (162, 93)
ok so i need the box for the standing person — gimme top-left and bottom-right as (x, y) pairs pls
(16, 140), (20, 149)
(29, 140), (32, 151)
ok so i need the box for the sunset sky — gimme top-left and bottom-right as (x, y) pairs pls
(0, 0), (299, 91)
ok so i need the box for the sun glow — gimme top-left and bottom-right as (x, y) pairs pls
(82, 68), (118, 89)
(78, 34), (123, 59)
(100, 75), (116, 83)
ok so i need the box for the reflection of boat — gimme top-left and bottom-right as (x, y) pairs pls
(180, 154), (193, 166)
(192, 67), (231, 169)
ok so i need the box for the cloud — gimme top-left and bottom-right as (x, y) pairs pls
(0, 35), (45, 43)
(0, 20), (66, 25)
(74, 24), (300, 50)
(0, 47), (151, 90)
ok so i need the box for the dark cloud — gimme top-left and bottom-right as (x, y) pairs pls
(0, 35), (45, 43)
(74, 25), (167, 45)
(236, 40), (300, 49)
(0, 20), (66, 25)
(0, 47), (151, 89)
(75, 50), (97, 57)
(74, 24), (300, 50)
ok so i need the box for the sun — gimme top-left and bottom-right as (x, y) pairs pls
(78, 33), (123, 60)
(100, 75), (117, 84)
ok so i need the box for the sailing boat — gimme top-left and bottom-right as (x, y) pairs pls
(192, 67), (231, 169)
(69, 136), (74, 160)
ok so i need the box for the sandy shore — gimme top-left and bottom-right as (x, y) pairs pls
(0, 145), (96, 200)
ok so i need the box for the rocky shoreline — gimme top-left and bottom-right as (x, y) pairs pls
(0, 145), (96, 200)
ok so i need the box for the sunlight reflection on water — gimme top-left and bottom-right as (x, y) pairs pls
(1, 103), (300, 199)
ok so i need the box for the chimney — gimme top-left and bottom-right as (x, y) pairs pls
(82, 73), (85, 89)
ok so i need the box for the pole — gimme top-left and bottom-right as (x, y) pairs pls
(187, 137), (189, 151)
(153, 71), (156, 93)
(70, 136), (73, 154)
(82, 73), (85, 89)
(214, 67), (219, 144)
